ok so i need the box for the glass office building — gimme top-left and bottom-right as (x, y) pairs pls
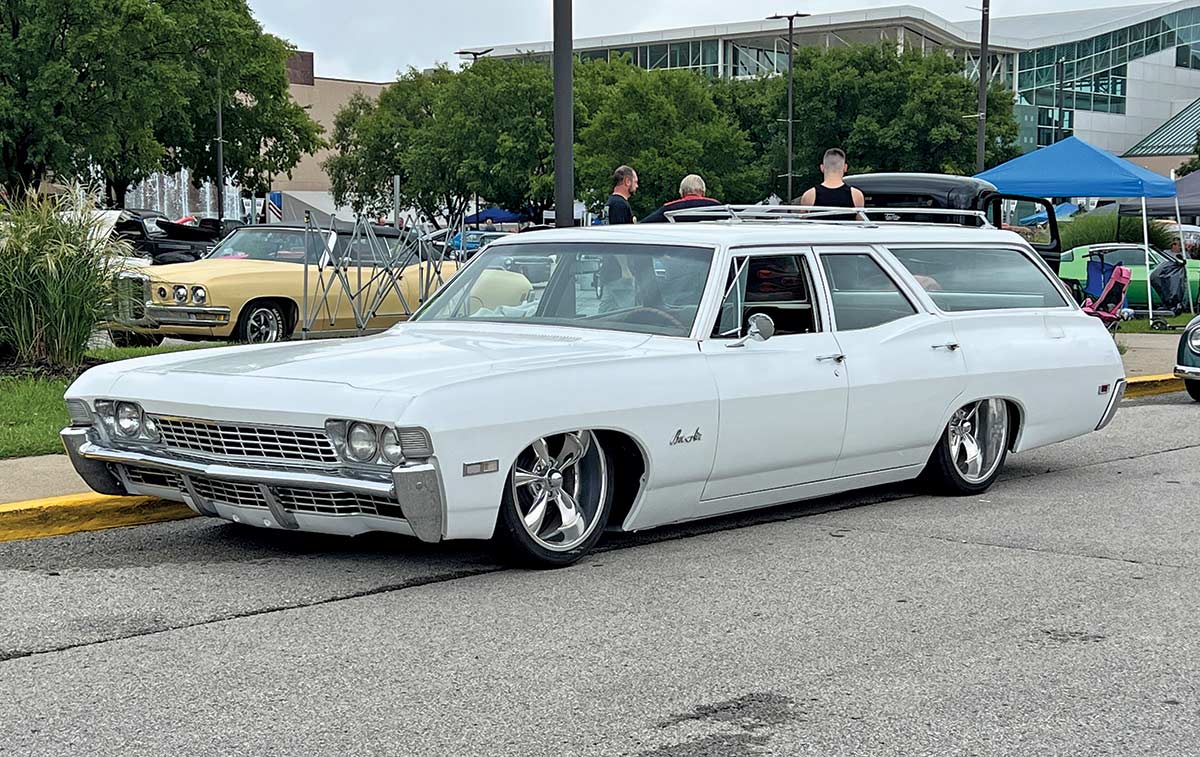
(482, 2), (1200, 161)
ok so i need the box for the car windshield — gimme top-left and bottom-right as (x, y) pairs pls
(208, 228), (331, 264)
(412, 242), (713, 337)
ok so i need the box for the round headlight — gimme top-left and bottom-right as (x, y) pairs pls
(347, 422), (379, 462)
(142, 414), (160, 442)
(192, 286), (207, 305)
(172, 285), (188, 304)
(156, 286), (168, 300)
(1189, 328), (1200, 354)
(116, 402), (142, 437)
(381, 429), (403, 465)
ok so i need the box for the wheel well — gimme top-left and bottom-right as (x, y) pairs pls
(239, 297), (298, 335)
(594, 430), (647, 530)
(1005, 400), (1024, 452)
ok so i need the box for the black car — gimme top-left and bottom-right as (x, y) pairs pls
(113, 210), (242, 264)
(844, 173), (1063, 273)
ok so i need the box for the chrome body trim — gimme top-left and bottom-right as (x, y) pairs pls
(1175, 365), (1200, 379)
(60, 427), (127, 495)
(143, 304), (232, 327)
(1095, 378), (1126, 431)
(391, 460), (446, 543)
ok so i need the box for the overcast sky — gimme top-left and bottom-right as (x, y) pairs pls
(246, 0), (1169, 82)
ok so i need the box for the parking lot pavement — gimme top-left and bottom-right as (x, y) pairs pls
(0, 395), (1197, 756)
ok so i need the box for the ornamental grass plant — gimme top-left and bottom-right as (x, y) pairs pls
(0, 189), (132, 373)
(1060, 211), (1174, 252)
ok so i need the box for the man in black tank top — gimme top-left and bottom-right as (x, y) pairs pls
(797, 148), (865, 219)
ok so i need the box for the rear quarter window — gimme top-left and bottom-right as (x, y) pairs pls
(887, 246), (1069, 311)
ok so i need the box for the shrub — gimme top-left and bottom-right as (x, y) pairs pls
(0, 189), (131, 372)
(1060, 211), (1174, 252)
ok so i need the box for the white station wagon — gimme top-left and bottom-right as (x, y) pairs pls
(62, 210), (1126, 566)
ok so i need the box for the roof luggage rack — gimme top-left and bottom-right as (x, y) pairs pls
(663, 204), (993, 228)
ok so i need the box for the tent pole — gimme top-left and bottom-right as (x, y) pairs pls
(1173, 170), (1193, 314)
(1142, 196), (1153, 321)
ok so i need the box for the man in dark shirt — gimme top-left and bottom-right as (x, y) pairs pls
(798, 148), (865, 210)
(605, 165), (638, 224)
(641, 174), (722, 223)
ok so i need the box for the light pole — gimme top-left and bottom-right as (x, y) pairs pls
(975, 0), (990, 173)
(552, 0), (573, 228)
(215, 66), (225, 220)
(768, 12), (809, 203)
(1054, 56), (1066, 144)
(454, 47), (494, 64)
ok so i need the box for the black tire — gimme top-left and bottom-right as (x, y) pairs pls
(1186, 380), (1200, 402)
(108, 330), (164, 348)
(921, 399), (1011, 496)
(234, 302), (289, 344)
(494, 431), (614, 568)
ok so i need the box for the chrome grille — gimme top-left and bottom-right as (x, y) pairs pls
(191, 477), (267, 509)
(115, 275), (148, 320)
(276, 487), (402, 517)
(154, 417), (339, 464)
(123, 466), (183, 490)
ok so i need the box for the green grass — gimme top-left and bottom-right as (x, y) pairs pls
(1117, 314), (1195, 334)
(0, 341), (223, 460)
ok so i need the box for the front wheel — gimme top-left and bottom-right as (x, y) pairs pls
(922, 399), (1010, 495)
(235, 303), (288, 344)
(1186, 380), (1200, 402)
(495, 430), (613, 568)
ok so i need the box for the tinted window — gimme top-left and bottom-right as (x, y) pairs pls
(820, 253), (917, 330)
(209, 228), (331, 264)
(889, 247), (1069, 311)
(713, 255), (819, 338)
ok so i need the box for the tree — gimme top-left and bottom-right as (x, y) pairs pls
(578, 67), (759, 217)
(1177, 130), (1200, 177)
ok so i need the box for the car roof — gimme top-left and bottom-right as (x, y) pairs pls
(484, 221), (1030, 250)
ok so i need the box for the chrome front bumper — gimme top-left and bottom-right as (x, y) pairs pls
(60, 427), (446, 542)
(1174, 365), (1200, 380)
(143, 304), (232, 328)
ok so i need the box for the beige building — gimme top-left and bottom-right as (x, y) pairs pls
(274, 52), (388, 192)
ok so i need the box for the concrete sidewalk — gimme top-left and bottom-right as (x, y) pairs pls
(0, 336), (1184, 506)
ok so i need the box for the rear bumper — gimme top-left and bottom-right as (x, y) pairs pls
(1095, 378), (1126, 431)
(59, 427), (446, 542)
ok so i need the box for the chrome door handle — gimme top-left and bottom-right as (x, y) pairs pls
(816, 353), (846, 363)
(931, 343), (960, 351)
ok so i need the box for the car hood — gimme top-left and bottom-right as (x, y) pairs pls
(145, 258), (301, 282)
(126, 323), (655, 392)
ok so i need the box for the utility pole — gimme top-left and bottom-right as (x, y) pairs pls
(552, 0), (573, 228)
(975, 0), (990, 173)
(215, 67), (225, 220)
(769, 12), (809, 203)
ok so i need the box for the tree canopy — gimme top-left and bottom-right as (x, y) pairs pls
(0, 0), (321, 206)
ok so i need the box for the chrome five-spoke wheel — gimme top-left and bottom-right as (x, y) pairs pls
(925, 398), (1011, 494)
(236, 303), (287, 344)
(497, 430), (613, 567)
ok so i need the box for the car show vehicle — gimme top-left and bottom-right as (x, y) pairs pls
(1174, 316), (1200, 401)
(112, 210), (240, 265)
(107, 222), (461, 347)
(448, 229), (511, 257)
(1058, 243), (1199, 311)
(64, 209), (1125, 566)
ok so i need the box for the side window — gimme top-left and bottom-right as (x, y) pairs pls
(1100, 248), (1145, 268)
(888, 246), (1069, 311)
(712, 255), (819, 338)
(820, 253), (917, 330)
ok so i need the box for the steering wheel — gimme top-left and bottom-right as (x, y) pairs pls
(624, 307), (688, 332)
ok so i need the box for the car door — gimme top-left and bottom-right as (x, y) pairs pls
(814, 247), (967, 478)
(699, 249), (849, 502)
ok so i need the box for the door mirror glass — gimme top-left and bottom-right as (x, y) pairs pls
(747, 312), (775, 341)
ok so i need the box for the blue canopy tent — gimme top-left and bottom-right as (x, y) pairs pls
(977, 136), (1178, 317)
(464, 207), (527, 225)
(1018, 202), (1079, 226)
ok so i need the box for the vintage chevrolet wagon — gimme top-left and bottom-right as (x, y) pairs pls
(63, 208), (1126, 566)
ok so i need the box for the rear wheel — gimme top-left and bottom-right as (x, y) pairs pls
(495, 430), (612, 568)
(107, 330), (164, 348)
(1186, 380), (1200, 402)
(923, 399), (1010, 495)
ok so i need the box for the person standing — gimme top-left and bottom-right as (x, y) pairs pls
(641, 174), (722, 223)
(605, 165), (638, 224)
(798, 148), (865, 210)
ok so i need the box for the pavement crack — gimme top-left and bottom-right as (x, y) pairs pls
(0, 565), (504, 664)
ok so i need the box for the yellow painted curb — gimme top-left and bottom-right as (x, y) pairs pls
(0, 493), (195, 543)
(1125, 374), (1185, 398)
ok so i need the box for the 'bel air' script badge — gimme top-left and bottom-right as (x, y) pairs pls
(670, 428), (703, 446)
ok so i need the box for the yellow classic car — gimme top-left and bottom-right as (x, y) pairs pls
(108, 223), (531, 345)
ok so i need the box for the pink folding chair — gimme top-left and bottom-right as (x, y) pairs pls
(1081, 265), (1132, 332)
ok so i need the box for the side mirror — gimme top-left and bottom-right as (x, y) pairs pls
(728, 313), (775, 348)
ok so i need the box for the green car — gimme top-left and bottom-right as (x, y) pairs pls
(1174, 317), (1200, 401)
(1058, 244), (1200, 310)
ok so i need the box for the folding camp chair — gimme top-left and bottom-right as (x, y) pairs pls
(1081, 265), (1131, 332)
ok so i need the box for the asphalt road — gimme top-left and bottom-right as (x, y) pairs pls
(1, 394), (1198, 756)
